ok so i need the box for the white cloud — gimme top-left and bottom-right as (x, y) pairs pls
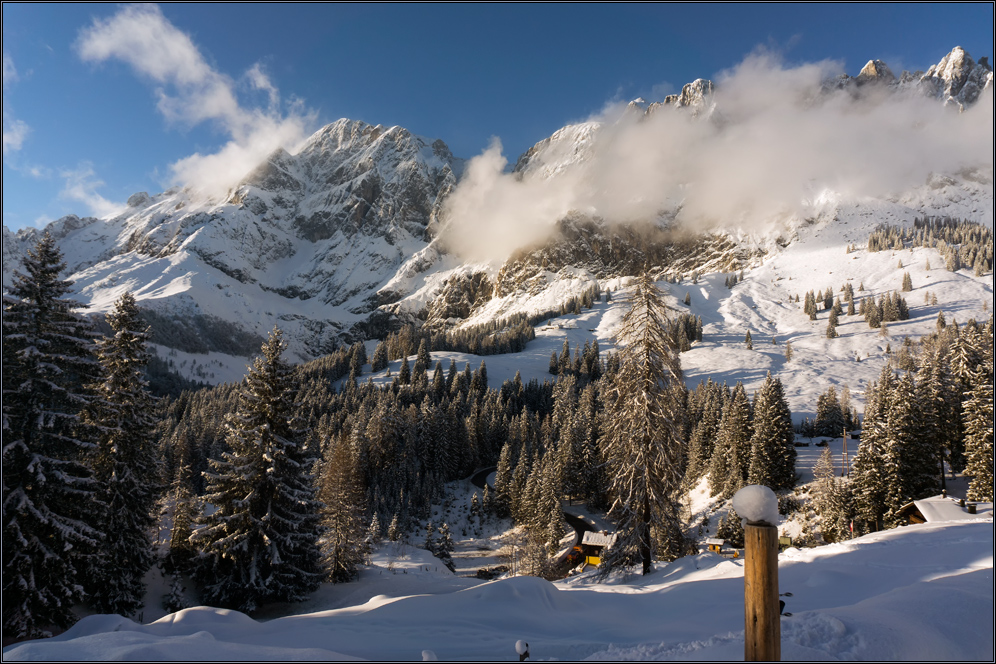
(441, 49), (994, 262)
(60, 163), (126, 218)
(3, 51), (30, 157)
(75, 4), (316, 198)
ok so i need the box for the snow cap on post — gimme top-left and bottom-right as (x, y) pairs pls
(516, 640), (530, 657)
(732, 485), (779, 526)
(422, 650), (438, 661)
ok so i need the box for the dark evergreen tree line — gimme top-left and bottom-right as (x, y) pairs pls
(3, 234), (162, 637)
(850, 316), (994, 531)
(866, 217), (993, 276)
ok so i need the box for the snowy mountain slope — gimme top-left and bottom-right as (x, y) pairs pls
(4, 120), (463, 360)
(4, 519), (991, 661)
(2, 47), (991, 366)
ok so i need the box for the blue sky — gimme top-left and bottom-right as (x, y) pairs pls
(2, 3), (993, 231)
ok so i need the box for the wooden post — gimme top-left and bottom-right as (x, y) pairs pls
(744, 522), (780, 661)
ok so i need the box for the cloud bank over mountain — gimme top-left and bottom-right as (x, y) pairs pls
(442, 49), (993, 262)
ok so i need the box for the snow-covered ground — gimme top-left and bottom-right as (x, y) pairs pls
(8, 176), (989, 660)
(5, 518), (991, 661)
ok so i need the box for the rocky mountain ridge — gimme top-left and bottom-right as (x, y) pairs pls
(3, 47), (992, 363)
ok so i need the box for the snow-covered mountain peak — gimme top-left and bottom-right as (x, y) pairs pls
(3, 46), (991, 365)
(512, 121), (602, 179)
(919, 45), (992, 108)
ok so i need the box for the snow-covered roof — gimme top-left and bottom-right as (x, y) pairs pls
(705, 538), (725, 546)
(911, 496), (994, 523)
(582, 531), (617, 548)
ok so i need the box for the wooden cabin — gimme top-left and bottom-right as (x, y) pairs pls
(705, 537), (725, 553)
(580, 531), (617, 567)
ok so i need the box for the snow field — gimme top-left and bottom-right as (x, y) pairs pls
(5, 519), (990, 661)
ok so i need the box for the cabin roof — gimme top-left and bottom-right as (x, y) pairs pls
(901, 495), (993, 522)
(582, 531), (617, 548)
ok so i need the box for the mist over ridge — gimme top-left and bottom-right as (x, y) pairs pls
(440, 48), (993, 263)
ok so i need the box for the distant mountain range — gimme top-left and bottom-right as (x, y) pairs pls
(3, 47), (992, 362)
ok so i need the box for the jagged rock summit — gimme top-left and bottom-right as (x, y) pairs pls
(919, 46), (993, 108)
(856, 59), (896, 85)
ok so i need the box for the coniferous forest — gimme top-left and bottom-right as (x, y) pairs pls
(3, 231), (993, 639)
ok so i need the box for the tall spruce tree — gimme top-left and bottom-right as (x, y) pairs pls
(318, 437), (367, 583)
(714, 383), (752, 499)
(747, 373), (796, 490)
(82, 292), (160, 616)
(599, 273), (685, 575)
(3, 233), (103, 638)
(815, 386), (846, 438)
(883, 372), (937, 526)
(851, 369), (893, 532)
(191, 327), (322, 612)
(962, 368), (994, 502)
(812, 447), (853, 543)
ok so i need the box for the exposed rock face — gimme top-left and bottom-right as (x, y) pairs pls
(127, 191), (152, 208)
(821, 46), (992, 108)
(856, 59), (896, 85)
(2, 120), (464, 357)
(919, 46), (993, 108)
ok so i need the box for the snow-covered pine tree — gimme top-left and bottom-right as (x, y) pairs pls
(397, 355), (411, 385)
(493, 443), (514, 517)
(388, 513), (401, 542)
(367, 513), (382, 549)
(191, 327), (322, 612)
(826, 307), (839, 338)
(599, 273), (685, 574)
(318, 436), (367, 583)
(716, 509), (744, 548)
(883, 372), (938, 527)
(436, 523), (455, 567)
(812, 446), (853, 543)
(963, 368), (994, 502)
(747, 373), (796, 491)
(558, 339), (571, 374)
(509, 445), (531, 520)
(784, 339), (793, 362)
(745, 330), (753, 349)
(371, 341), (388, 372)
(414, 338), (431, 377)
(423, 520), (436, 555)
(915, 345), (960, 491)
(711, 383), (752, 499)
(539, 456), (566, 554)
(815, 386), (845, 438)
(82, 292), (160, 616)
(850, 374), (890, 532)
(577, 382), (607, 510)
(2, 232), (103, 639)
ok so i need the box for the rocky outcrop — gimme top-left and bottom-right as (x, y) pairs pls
(856, 59), (896, 85)
(918, 46), (993, 108)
